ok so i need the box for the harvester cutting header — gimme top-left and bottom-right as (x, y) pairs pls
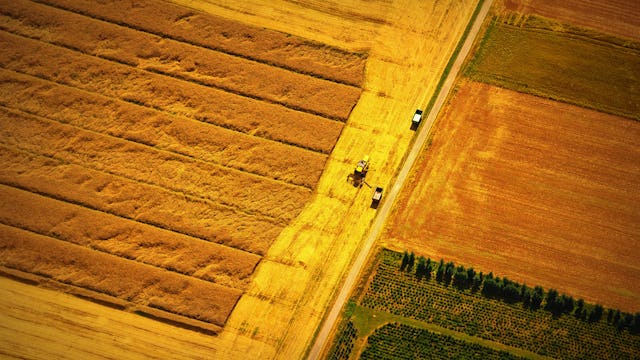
(353, 155), (369, 187)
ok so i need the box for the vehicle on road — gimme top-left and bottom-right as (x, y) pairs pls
(372, 186), (383, 204)
(411, 109), (423, 129)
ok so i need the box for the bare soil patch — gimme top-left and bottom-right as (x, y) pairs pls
(384, 80), (640, 312)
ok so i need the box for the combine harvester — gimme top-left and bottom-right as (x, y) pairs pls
(353, 155), (369, 187)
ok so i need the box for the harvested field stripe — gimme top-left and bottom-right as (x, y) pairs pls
(0, 69), (326, 189)
(0, 183), (261, 290)
(0, 105), (312, 222)
(30, 0), (366, 87)
(0, 30), (343, 154)
(0, 145), (282, 255)
(0, 223), (242, 326)
(0, 2), (360, 121)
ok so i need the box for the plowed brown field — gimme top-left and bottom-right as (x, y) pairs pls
(383, 80), (640, 312)
(0, 0), (363, 337)
(499, 0), (640, 41)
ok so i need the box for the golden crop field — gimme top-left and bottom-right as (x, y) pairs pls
(1, 0), (481, 359)
(0, 0), (363, 342)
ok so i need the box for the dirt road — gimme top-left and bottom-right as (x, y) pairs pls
(306, 0), (494, 358)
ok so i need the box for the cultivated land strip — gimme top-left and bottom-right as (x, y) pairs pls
(33, 0), (366, 86)
(0, 184), (260, 290)
(0, 31), (343, 153)
(0, 145), (284, 255)
(0, 70), (326, 188)
(0, 106), (311, 222)
(0, 0), (361, 121)
(0, 223), (241, 327)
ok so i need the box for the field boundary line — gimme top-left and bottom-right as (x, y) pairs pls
(0, 108), (294, 224)
(306, 0), (493, 358)
(0, 23), (351, 123)
(29, 0), (365, 88)
(0, 68), (324, 189)
(0, 30), (335, 155)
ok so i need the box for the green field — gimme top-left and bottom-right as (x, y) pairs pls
(327, 249), (640, 359)
(465, 15), (640, 120)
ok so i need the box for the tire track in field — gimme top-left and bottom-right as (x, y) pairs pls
(0, 0), (361, 122)
(0, 184), (261, 290)
(0, 69), (326, 189)
(31, 0), (366, 87)
(0, 30), (344, 154)
(0, 105), (311, 223)
(0, 145), (282, 255)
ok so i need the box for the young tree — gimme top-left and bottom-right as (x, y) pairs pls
(436, 259), (445, 282)
(562, 295), (574, 315)
(466, 267), (476, 288)
(503, 283), (521, 303)
(407, 252), (415, 272)
(530, 286), (544, 310)
(425, 258), (433, 279)
(575, 298), (585, 319)
(400, 251), (409, 271)
(591, 304), (603, 322)
(444, 262), (455, 284)
(415, 256), (426, 280)
(453, 266), (468, 290)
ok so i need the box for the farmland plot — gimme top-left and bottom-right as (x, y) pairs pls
(0, 0), (363, 333)
(383, 80), (640, 312)
(498, 0), (640, 41)
(465, 14), (640, 120)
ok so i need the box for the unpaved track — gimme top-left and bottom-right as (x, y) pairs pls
(307, 0), (494, 357)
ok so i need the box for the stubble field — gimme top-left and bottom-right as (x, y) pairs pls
(383, 78), (640, 312)
(0, 0), (364, 334)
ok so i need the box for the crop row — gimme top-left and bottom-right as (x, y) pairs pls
(34, 0), (366, 87)
(0, 31), (344, 153)
(360, 322), (526, 360)
(0, 184), (260, 290)
(0, 145), (282, 255)
(359, 249), (640, 359)
(0, 70), (326, 189)
(327, 321), (358, 360)
(0, 0), (361, 121)
(0, 106), (311, 223)
(0, 223), (241, 327)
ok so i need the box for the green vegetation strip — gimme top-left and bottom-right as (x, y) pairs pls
(356, 249), (640, 360)
(350, 305), (549, 360)
(465, 15), (640, 121)
(360, 322), (528, 360)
